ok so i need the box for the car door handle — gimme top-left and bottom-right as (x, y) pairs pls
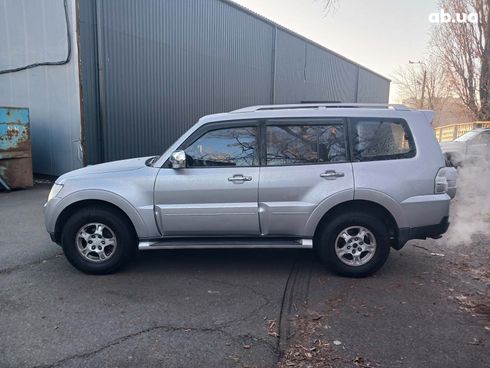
(228, 175), (252, 183)
(320, 170), (344, 179)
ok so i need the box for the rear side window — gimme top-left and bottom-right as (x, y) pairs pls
(351, 119), (415, 161)
(481, 132), (490, 144)
(266, 122), (347, 166)
(471, 131), (490, 144)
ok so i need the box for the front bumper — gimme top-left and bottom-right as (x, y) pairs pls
(44, 196), (63, 238)
(395, 216), (450, 250)
(49, 232), (62, 246)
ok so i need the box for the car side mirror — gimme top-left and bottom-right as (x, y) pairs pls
(170, 150), (186, 169)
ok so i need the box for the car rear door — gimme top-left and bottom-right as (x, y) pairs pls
(258, 118), (354, 236)
(154, 122), (260, 236)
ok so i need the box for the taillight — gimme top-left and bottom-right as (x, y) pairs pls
(434, 167), (450, 194)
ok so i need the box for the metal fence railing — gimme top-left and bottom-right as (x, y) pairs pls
(434, 121), (490, 142)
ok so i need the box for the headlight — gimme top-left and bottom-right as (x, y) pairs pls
(48, 184), (64, 202)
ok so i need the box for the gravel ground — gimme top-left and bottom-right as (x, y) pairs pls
(0, 184), (488, 367)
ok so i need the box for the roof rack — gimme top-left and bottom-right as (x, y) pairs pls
(231, 103), (411, 113)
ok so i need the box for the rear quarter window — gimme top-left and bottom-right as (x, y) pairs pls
(350, 118), (416, 161)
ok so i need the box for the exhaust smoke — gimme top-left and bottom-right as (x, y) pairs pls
(444, 158), (490, 245)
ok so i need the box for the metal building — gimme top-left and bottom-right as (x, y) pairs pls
(0, 0), (81, 176)
(1, 0), (390, 176)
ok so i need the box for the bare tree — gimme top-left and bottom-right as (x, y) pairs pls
(392, 56), (452, 111)
(316, 0), (340, 14)
(432, 0), (490, 120)
(392, 64), (424, 108)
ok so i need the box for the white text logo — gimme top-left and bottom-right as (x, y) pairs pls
(429, 9), (478, 23)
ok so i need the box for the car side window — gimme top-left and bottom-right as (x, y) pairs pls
(471, 132), (490, 145)
(266, 122), (347, 166)
(351, 119), (415, 161)
(184, 127), (258, 167)
(482, 132), (490, 144)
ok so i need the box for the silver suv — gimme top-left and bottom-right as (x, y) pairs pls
(44, 104), (457, 277)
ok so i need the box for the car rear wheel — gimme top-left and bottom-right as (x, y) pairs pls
(316, 212), (390, 277)
(61, 206), (135, 274)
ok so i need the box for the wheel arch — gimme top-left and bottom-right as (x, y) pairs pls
(312, 200), (399, 248)
(54, 199), (138, 244)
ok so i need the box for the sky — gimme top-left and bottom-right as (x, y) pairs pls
(233, 0), (440, 103)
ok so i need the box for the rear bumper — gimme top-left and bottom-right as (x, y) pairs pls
(395, 216), (449, 250)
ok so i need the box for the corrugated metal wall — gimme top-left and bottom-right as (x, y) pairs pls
(274, 29), (359, 104)
(78, 0), (101, 166)
(79, 0), (390, 165)
(80, 0), (275, 163)
(0, 0), (82, 175)
(357, 67), (390, 103)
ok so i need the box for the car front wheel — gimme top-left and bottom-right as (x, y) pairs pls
(61, 206), (135, 274)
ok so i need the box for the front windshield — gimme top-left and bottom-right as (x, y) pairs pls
(454, 131), (479, 142)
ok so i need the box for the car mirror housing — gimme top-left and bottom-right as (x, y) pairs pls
(170, 150), (186, 169)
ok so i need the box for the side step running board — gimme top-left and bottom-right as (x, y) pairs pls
(138, 238), (313, 250)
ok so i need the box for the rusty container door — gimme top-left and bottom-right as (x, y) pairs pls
(0, 107), (33, 189)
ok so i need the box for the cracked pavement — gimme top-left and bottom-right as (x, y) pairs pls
(1, 184), (489, 367)
(0, 185), (290, 367)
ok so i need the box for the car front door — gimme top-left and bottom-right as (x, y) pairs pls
(154, 122), (260, 236)
(258, 118), (354, 236)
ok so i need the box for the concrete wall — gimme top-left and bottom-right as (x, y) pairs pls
(0, 0), (82, 176)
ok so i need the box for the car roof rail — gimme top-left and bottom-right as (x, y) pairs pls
(231, 103), (412, 113)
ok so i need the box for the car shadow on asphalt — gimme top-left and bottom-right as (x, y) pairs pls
(125, 247), (410, 279)
(128, 248), (316, 274)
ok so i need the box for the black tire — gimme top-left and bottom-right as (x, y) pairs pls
(61, 205), (135, 274)
(316, 211), (390, 277)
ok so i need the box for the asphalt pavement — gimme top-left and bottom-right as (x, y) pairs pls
(0, 184), (488, 367)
